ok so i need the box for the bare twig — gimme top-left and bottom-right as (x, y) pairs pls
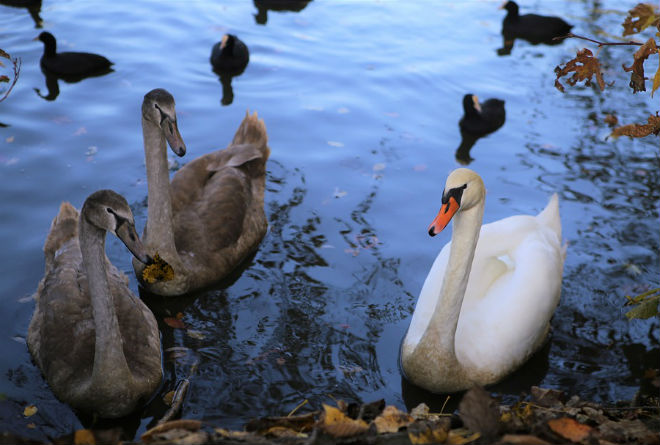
(0, 57), (21, 103)
(553, 32), (644, 47)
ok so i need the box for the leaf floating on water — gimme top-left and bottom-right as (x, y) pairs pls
(74, 429), (96, 445)
(0, 75), (9, 83)
(142, 253), (174, 283)
(186, 329), (205, 340)
(622, 3), (660, 36)
(610, 114), (660, 138)
(164, 317), (186, 329)
(554, 48), (605, 92)
(0, 49), (9, 59)
(23, 405), (37, 417)
(5, 136), (14, 143)
(333, 187), (347, 198)
(547, 417), (592, 443)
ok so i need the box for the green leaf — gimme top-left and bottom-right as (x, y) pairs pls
(625, 295), (660, 320)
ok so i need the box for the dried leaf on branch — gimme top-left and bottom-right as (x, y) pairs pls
(622, 38), (659, 93)
(622, 3), (660, 36)
(610, 113), (660, 138)
(554, 48), (605, 92)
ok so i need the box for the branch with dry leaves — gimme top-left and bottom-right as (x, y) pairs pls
(0, 49), (21, 103)
(553, 3), (660, 138)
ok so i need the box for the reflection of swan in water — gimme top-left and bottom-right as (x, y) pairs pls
(455, 95), (505, 165)
(497, 1), (572, 56)
(210, 34), (249, 106)
(27, 190), (162, 418)
(400, 168), (565, 393)
(0, 0), (42, 28)
(133, 89), (270, 296)
(33, 32), (113, 101)
(253, 0), (312, 25)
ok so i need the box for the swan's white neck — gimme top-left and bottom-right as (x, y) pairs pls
(79, 216), (131, 387)
(142, 117), (178, 261)
(401, 198), (484, 392)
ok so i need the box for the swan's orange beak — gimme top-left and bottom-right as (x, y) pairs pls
(428, 197), (460, 237)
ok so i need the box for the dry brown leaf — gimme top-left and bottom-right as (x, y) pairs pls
(141, 419), (202, 443)
(319, 404), (368, 438)
(0, 49), (9, 59)
(496, 434), (551, 445)
(142, 253), (174, 283)
(408, 419), (450, 444)
(0, 75), (9, 83)
(373, 405), (414, 434)
(555, 48), (605, 92)
(610, 114), (660, 138)
(622, 3), (660, 36)
(23, 405), (37, 417)
(410, 403), (430, 420)
(622, 38), (658, 93)
(73, 429), (96, 445)
(547, 417), (592, 443)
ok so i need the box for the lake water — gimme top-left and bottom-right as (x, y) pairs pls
(1, 0), (658, 441)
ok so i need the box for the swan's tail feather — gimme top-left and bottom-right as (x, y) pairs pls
(537, 193), (562, 242)
(43, 202), (79, 265)
(232, 110), (269, 153)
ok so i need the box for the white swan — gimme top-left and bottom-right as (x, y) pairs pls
(401, 168), (565, 393)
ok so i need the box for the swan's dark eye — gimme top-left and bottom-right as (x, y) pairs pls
(106, 207), (112, 213)
(154, 104), (158, 109)
(169, 122), (173, 133)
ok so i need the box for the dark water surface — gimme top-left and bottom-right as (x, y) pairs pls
(1, 0), (658, 440)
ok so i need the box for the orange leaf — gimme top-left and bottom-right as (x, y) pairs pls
(163, 317), (186, 329)
(23, 405), (37, 417)
(548, 417), (592, 443)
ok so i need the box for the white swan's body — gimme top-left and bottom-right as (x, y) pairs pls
(401, 168), (565, 393)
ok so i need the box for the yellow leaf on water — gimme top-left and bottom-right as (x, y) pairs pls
(26, 423), (36, 429)
(74, 429), (96, 445)
(142, 253), (174, 283)
(23, 405), (37, 417)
